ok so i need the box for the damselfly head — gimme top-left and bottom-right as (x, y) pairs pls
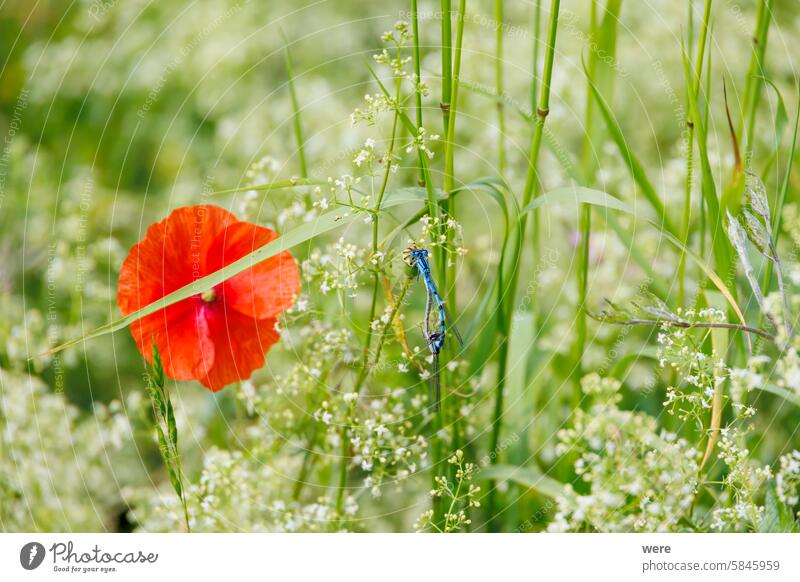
(426, 331), (445, 353)
(402, 246), (428, 267)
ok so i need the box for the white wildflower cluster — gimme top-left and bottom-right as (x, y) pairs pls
(548, 374), (699, 532)
(374, 21), (413, 79)
(0, 369), (132, 531)
(781, 204), (800, 249)
(353, 138), (377, 169)
(326, 173), (363, 209)
(2, 178), (127, 373)
(379, 20), (412, 47)
(351, 137), (399, 179)
(128, 447), (357, 532)
(327, 385), (430, 499)
(301, 238), (372, 298)
(416, 450), (480, 533)
(350, 93), (394, 126)
(405, 127), (439, 159)
(413, 214), (466, 258)
(709, 427), (773, 531)
(776, 450), (800, 515)
(245, 155), (281, 186)
(275, 197), (318, 228)
(728, 355), (769, 405)
(240, 320), (357, 427)
(656, 314), (775, 531)
(657, 311), (728, 429)
(240, 155), (319, 225)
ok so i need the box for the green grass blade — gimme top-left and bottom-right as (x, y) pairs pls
(283, 36), (309, 179)
(210, 178), (325, 197)
(679, 39), (733, 281)
(479, 464), (564, 499)
(524, 186), (750, 346)
(587, 74), (679, 237)
(40, 190), (430, 357)
(756, 383), (800, 410)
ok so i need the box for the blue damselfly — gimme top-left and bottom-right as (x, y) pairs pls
(403, 246), (463, 410)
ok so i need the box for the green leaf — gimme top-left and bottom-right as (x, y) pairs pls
(760, 77), (790, 172)
(742, 208), (772, 257)
(167, 465), (183, 499)
(758, 481), (797, 532)
(524, 186), (750, 348)
(282, 34), (309, 179)
(462, 77), (667, 292)
(41, 189), (429, 356)
(479, 464), (564, 499)
(167, 399), (178, 447)
(156, 426), (168, 459)
(679, 39), (733, 280)
(754, 382), (800, 409)
(745, 172), (771, 224)
(607, 346), (660, 380)
(587, 72), (678, 236)
(151, 343), (165, 388)
(209, 178), (324, 197)
(461, 177), (521, 377)
(727, 212), (765, 307)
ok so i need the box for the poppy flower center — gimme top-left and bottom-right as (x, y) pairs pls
(201, 288), (217, 303)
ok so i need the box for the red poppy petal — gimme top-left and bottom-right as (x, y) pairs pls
(129, 299), (215, 381)
(197, 306), (280, 391)
(207, 221), (301, 320)
(118, 205), (238, 313)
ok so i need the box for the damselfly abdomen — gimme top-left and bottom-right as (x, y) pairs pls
(404, 246), (463, 411)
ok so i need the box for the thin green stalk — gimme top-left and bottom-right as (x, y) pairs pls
(522, 0), (561, 211)
(283, 39), (309, 180)
(763, 83), (800, 307)
(441, 0), (453, 136)
(146, 346), (191, 533)
(574, 0), (599, 409)
(443, 0), (466, 198)
(531, 0), (542, 115)
(434, 0), (467, 530)
(677, 0), (711, 306)
(495, 0), (506, 174)
(742, 0), (774, 160)
(486, 0), (561, 529)
(292, 425), (320, 500)
(336, 73), (403, 521)
(411, 0), (425, 186)
(439, 0), (454, 281)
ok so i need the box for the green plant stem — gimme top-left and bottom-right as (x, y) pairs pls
(742, 0), (774, 161)
(411, 0), (425, 187)
(441, 0), (453, 137)
(486, 0), (561, 529)
(336, 73), (403, 521)
(433, 0), (467, 530)
(574, 0), (598, 409)
(532, 0), (542, 114)
(437, 0), (453, 298)
(678, 0), (711, 307)
(443, 0), (465, 198)
(762, 83), (800, 320)
(292, 425), (320, 500)
(283, 39), (309, 181)
(495, 0), (506, 174)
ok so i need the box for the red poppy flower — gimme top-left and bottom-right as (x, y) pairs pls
(118, 205), (299, 391)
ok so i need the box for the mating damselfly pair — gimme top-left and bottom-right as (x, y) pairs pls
(403, 246), (463, 411)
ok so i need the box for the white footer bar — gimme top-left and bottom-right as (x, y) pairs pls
(1, 533), (798, 581)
